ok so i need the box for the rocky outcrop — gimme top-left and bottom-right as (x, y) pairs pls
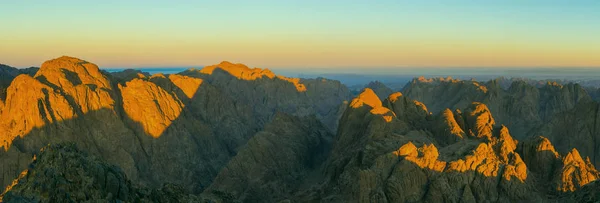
(365, 81), (393, 100)
(531, 101), (600, 168)
(464, 102), (495, 139)
(403, 77), (592, 141)
(519, 136), (560, 182)
(2, 57), (600, 202)
(108, 69), (149, 83)
(309, 90), (599, 202)
(383, 92), (430, 128)
(181, 61), (351, 131)
(0, 56), (350, 196)
(205, 113), (332, 202)
(0, 65), (38, 115)
(431, 109), (465, 146)
(563, 180), (600, 202)
(0, 143), (203, 202)
(402, 76), (600, 174)
(120, 78), (184, 138)
(199, 61), (306, 92)
(554, 149), (600, 192)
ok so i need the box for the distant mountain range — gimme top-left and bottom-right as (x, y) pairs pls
(1, 57), (600, 202)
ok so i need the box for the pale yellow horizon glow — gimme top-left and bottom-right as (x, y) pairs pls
(2, 1), (599, 69)
(2, 35), (599, 68)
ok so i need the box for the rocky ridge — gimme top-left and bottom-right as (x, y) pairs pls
(0, 56), (350, 196)
(302, 88), (599, 202)
(0, 57), (599, 202)
(402, 76), (600, 169)
(0, 143), (203, 202)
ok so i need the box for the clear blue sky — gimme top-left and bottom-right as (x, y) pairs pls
(1, 1), (599, 68)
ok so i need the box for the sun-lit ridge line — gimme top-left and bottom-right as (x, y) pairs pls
(200, 61), (306, 92)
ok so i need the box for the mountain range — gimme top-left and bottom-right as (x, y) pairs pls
(1, 56), (599, 202)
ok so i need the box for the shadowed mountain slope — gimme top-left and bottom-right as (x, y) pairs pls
(0, 56), (350, 195)
(0, 143), (203, 202)
(402, 76), (600, 169)
(1, 58), (599, 202)
(295, 88), (598, 202)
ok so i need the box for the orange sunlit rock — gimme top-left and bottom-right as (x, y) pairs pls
(201, 61), (306, 92)
(350, 88), (395, 122)
(276, 75), (307, 92)
(387, 92), (403, 103)
(441, 109), (465, 139)
(472, 81), (488, 93)
(555, 148), (600, 192)
(34, 56), (115, 113)
(350, 88), (382, 109)
(395, 141), (418, 157)
(168, 74), (203, 99)
(396, 142), (446, 172)
(493, 125), (518, 162)
(0, 75), (76, 148)
(382, 115), (393, 122)
(465, 102), (495, 139)
(0, 169), (28, 200)
(120, 79), (184, 138)
(413, 100), (428, 113)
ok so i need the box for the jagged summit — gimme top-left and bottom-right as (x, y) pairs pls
(365, 81), (393, 99)
(2, 56), (600, 202)
(414, 76), (460, 84)
(387, 92), (403, 102)
(199, 61), (307, 92)
(350, 88), (382, 108)
(200, 61), (275, 80)
(464, 102), (496, 139)
(35, 56), (110, 89)
(0, 56), (350, 198)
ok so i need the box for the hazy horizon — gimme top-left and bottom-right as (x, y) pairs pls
(2, 1), (599, 68)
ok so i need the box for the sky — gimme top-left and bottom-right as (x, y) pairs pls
(1, 1), (599, 68)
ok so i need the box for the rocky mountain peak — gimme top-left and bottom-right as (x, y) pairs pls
(365, 81), (393, 99)
(35, 56), (110, 90)
(167, 74), (203, 99)
(350, 88), (382, 109)
(200, 61), (275, 80)
(0, 74), (77, 148)
(119, 78), (184, 138)
(520, 136), (560, 181)
(200, 61), (306, 92)
(465, 102), (496, 139)
(387, 92), (403, 102)
(555, 148), (600, 192)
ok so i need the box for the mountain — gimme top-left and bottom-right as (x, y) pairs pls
(204, 113), (332, 202)
(0, 64), (38, 104)
(1, 57), (599, 202)
(402, 77), (600, 168)
(300, 89), (598, 202)
(364, 81), (394, 100)
(1, 143), (203, 202)
(0, 56), (350, 196)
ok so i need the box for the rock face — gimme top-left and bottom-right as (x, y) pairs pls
(205, 113), (332, 202)
(365, 81), (394, 100)
(0, 56), (350, 196)
(1, 57), (600, 202)
(403, 77), (591, 138)
(299, 89), (598, 202)
(555, 149), (600, 192)
(0, 64), (38, 116)
(0, 143), (202, 202)
(180, 61), (350, 131)
(402, 76), (600, 170)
